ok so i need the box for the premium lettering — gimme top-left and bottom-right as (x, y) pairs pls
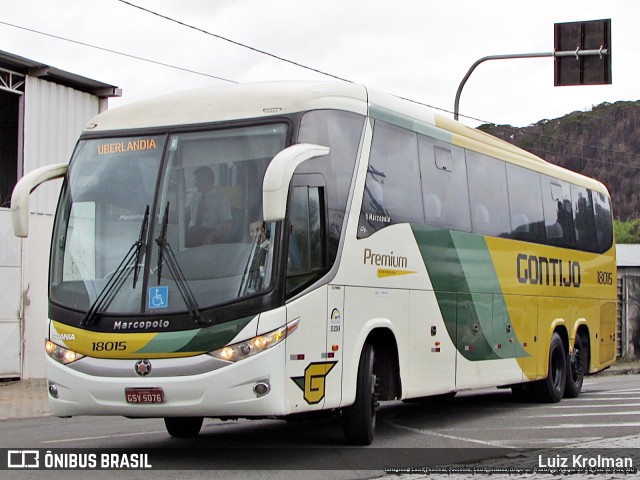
(363, 248), (407, 268)
(517, 253), (580, 288)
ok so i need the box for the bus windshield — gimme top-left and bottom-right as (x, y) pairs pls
(50, 123), (288, 317)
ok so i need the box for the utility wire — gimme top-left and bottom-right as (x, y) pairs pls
(521, 128), (640, 161)
(0, 20), (237, 83)
(115, 0), (501, 124)
(3, 15), (637, 168)
(116, 0), (352, 83)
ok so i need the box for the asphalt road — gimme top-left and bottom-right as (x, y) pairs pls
(2, 374), (639, 479)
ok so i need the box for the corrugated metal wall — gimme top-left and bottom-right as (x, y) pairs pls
(7, 76), (102, 378)
(0, 211), (23, 378)
(23, 76), (99, 214)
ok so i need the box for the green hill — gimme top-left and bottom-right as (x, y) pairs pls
(477, 100), (640, 221)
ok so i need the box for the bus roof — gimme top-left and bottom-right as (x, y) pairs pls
(85, 81), (607, 194)
(86, 82), (369, 132)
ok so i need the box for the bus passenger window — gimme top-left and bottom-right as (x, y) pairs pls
(418, 137), (471, 232)
(466, 151), (510, 237)
(571, 185), (597, 252)
(358, 121), (423, 238)
(593, 191), (613, 252)
(541, 176), (575, 249)
(506, 164), (545, 243)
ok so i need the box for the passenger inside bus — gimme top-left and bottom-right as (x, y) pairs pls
(185, 166), (232, 246)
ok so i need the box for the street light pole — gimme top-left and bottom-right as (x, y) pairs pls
(453, 48), (610, 121)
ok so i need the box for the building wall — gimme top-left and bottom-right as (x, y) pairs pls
(21, 214), (55, 378)
(618, 271), (640, 361)
(0, 76), (101, 378)
(0, 210), (22, 378)
(23, 76), (99, 214)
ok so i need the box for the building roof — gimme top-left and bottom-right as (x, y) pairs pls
(0, 50), (121, 98)
(616, 244), (640, 267)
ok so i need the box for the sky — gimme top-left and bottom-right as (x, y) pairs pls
(1, 0), (638, 128)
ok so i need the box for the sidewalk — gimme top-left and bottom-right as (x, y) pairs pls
(0, 377), (50, 420)
(1, 360), (639, 421)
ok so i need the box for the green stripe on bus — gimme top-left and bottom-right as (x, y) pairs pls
(135, 315), (255, 354)
(369, 104), (452, 143)
(412, 225), (527, 360)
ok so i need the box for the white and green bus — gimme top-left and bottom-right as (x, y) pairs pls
(12, 82), (616, 445)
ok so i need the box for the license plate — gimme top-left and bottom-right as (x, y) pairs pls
(125, 387), (165, 404)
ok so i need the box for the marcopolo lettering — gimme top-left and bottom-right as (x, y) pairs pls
(363, 248), (408, 268)
(114, 320), (170, 330)
(516, 253), (581, 288)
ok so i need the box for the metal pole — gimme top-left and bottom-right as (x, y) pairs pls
(453, 48), (610, 121)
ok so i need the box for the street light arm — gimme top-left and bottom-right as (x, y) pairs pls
(453, 52), (554, 121)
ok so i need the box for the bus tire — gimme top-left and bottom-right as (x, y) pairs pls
(164, 417), (203, 438)
(564, 335), (585, 398)
(533, 332), (566, 403)
(342, 344), (378, 445)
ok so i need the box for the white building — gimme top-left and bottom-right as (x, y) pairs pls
(0, 50), (120, 379)
(617, 244), (640, 360)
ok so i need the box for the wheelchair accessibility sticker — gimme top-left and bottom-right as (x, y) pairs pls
(148, 286), (168, 309)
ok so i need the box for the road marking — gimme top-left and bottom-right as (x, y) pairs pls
(567, 396), (640, 401)
(42, 430), (166, 444)
(552, 402), (640, 408)
(439, 422), (640, 431)
(386, 420), (501, 447)
(589, 390), (640, 395)
(496, 437), (602, 447)
(513, 410), (640, 418)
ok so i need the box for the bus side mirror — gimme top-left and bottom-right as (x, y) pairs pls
(262, 143), (329, 222)
(11, 163), (68, 237)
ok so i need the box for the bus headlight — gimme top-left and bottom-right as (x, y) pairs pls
(209, 318), (299, 362)
(45, 340), (85, 365)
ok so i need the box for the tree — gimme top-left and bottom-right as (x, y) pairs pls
(614, 219), (640, 244)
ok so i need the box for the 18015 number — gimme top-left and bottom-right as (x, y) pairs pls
(91, 341), (127, 352)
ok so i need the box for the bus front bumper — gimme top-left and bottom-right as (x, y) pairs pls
(45, 345), (287, 418)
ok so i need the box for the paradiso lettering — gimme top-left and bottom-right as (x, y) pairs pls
(98, 139), (158, 155)
(517, 253), (581, 288)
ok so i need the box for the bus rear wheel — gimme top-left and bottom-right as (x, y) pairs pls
(164, 417), (203, 438)
(533, 332), (566, 403)
(342, 344), (378, 445)
(564, 335), (586, 398)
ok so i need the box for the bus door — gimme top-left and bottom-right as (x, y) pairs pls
(284, 176), (343, 413)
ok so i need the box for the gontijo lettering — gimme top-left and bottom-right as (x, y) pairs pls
(517, 253), (581, 288)
(98, 138), (158, 155)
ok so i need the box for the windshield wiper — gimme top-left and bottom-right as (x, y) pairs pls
(155, 202), (209, 326)
(82, 205), (149, 327)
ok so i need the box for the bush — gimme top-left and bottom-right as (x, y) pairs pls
(614, 219), (640, 244)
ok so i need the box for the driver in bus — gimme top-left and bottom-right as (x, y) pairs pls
(185, 166), (232, 246)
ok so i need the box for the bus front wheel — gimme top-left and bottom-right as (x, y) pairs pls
(164, 416), (203, 438)
(342, 344), (378, 445)
(533, 332), (566, 403)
